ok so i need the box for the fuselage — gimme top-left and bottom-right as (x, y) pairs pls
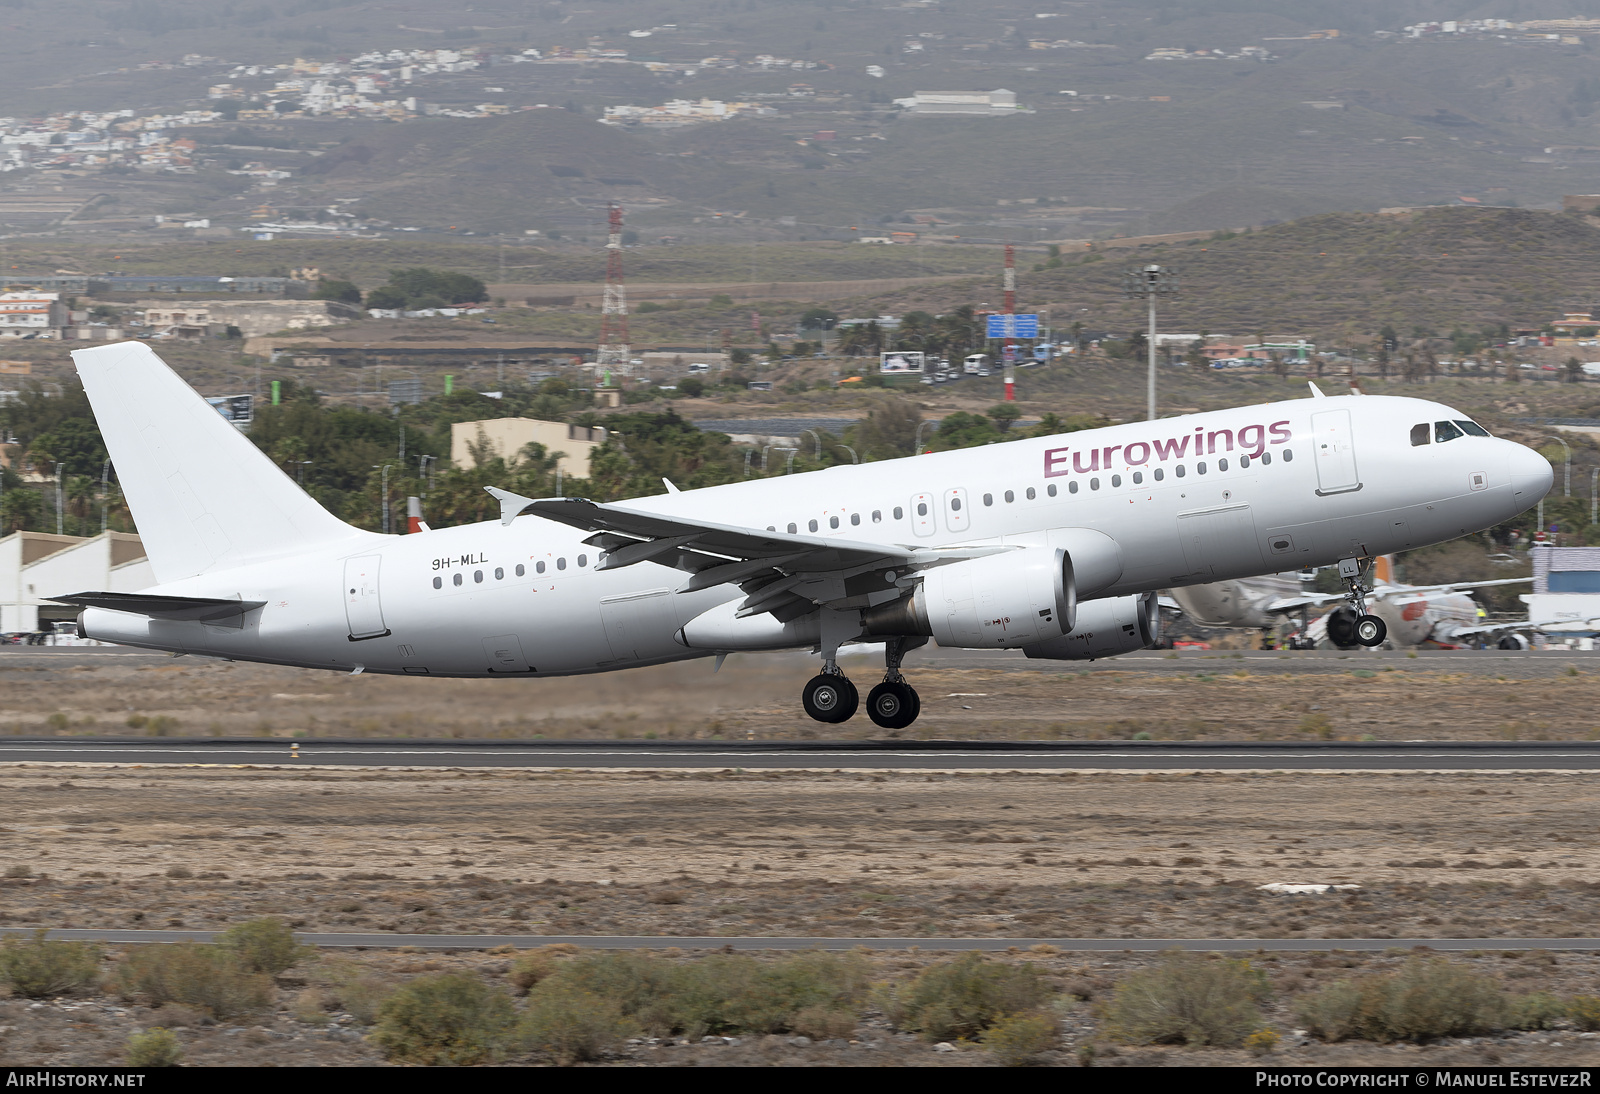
(77, 393), (1550, 676)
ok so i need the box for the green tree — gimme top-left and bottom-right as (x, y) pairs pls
(313, 279), (363, 305)
(987, 404), (1022, 432)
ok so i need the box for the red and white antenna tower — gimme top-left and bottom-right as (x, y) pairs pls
(597, 203), (630, 370)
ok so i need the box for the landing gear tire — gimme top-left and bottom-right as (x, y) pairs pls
(803, 673), (858, 723)
(1355, 614), (1387, 647)
(866, 681), (920, 730)
(1326, 608), (1359, 649)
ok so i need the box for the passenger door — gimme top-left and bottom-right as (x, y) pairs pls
(1311, 409), (1361, 495)
(342, 556), (388, 640)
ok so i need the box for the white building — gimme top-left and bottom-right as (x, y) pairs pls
(894, 89), (1022, 115)
(0, 292), (67, 339)
(450, 419), (608, 480)
(1528, 544), (1600, 637)
(0, 531), (152, 633)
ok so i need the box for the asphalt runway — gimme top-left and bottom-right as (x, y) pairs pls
(5, 928), (1599, 952)
(7, 738), (1600, 770)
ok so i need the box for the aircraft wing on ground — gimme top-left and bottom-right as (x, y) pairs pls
(1445, 616), (1600, 641)
(1264, 576), (1532, 617)
(501, 491), (1012, 622)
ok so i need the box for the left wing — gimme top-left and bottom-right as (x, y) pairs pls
(493, 490), (1011, 622)
(1265, 576), (1532, 616)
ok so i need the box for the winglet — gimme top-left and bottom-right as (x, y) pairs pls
(663, 478), (681, 494)
(1308, 382), (1326, 398)
(484, 486), (538, 526)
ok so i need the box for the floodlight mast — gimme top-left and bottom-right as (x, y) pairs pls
(1125, 264), (1178, 422)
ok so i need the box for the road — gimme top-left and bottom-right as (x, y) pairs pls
(7, 737), (1600, 770)
(5, 928), (1600, 952)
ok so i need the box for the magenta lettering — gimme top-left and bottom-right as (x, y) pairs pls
(1044, 446), (1072, 477)
(1206, 429), (1234, 455)
(1072, 450), (1100, 474)
(1238, 424), (1265, 457)
(1152, 435), (1191, 460)
(1124, 441), (1151, 465)
(1269, 420), (1292, 444)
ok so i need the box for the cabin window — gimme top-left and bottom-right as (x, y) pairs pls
(494, 567), (504, 580)
(1260, 452), (1271, 465)
(916, 502), (928, 516)
(1110, 474), (1121, 488)
(1283, 449), (1294, 462)
(808, 519), (819, 532)
(1004, 490), (1014, 503)
(1068, 481), (1078, 494)
(1090, 478), (1100, 490)
(830, 515), (840, 529)
(536, 561), (546, 574)
(1456, 419), (1490, 437)
(787, 523), (797, 534)
(767, 526), (775, 531)
(850, 513), (860, 526)
(872, 510), (882, 522)
(1047, 484), (1057, 497)
(1175, 465), (1186, 478)
(1410, 423), (1431, 446)
(1218, 458), (1229, 471)
(1154, 468), (1164, 481)
(983, 493), (993, 506)
(950, 497), (962, 512)
(1197, 462), (1207, 475)
(1132, 471), (1143, 484)
(1026, 487), (1035, 500)
(557, 558), (567, 571)
(515, 564), (525, 577)
(474, 570), (483, 583)
(1239, 455), (1250, 469)
(578, 554), (588, 567)
(893, 507), (904, 520)
(453, 573), (463, 586)
(432, 576), (442, 589)
(1434, 420), (1465, 443)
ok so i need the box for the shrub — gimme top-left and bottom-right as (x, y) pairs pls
(982, 1011), (1058, 1066)
(1508, 992), (1567, 1031)
(891, 952), (1052, 1041)
(509, 949), (562, 996)
(1569, 995), (1600, 1031)
(323, 960), (395, 1024)
(216, 917), (311, 974)
(4, 864), (32, 878)
(1245, 1028), (1281, 1056)
(521, 980), (633, 1064)
(1103, 951), (1269, 1047)
(126, 1028), (183, 1067)
(791, 1004), (857, 1041)
(112, 944), (273, 1020)
(0, 931), (101, 997)
(372, 972), (517, 1066)
(1295, 958), (1506, 1043)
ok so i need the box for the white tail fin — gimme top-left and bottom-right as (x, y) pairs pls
(72, 341), (378, 584)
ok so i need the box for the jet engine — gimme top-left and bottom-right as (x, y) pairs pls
(862, 545), (1075, 649)
(1021, 592), (1162, 661)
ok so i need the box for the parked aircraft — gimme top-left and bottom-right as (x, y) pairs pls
(1168, 557), (1535, 649)
(54, 344), (1551, 729)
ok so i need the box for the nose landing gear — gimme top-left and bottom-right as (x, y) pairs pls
(1336, 554), (1388, 648)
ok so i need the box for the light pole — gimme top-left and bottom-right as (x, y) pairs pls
(1592, 466), (1598, 528)
(1124, 264), (1178, 422)
(375, 464), (392, 534)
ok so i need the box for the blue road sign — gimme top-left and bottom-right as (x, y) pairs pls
(986, 313), (1039, 339)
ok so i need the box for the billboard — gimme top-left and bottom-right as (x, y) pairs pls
(206, 394), (254, 425)
(986, 313), (1040, 339)
(879, 351), (925, 374)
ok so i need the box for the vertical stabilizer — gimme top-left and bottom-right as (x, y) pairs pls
(72, 341), (378, 583)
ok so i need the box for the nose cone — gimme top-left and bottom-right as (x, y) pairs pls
(1509, 443), (1554, 503)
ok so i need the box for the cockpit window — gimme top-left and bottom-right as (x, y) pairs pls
(1435, 420), (1465, 443)
(1455, 419), (1490, 437)
(1410, 423), (1430, 446)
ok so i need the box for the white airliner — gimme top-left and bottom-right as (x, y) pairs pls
(1169, 556), (1537, 650)
(54, 343), (1552, 730)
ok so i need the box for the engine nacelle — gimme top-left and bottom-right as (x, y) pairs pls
(1021, 592), (1161, 661)
(677, 598), (821, 651)
(863, 545), (1074, 649)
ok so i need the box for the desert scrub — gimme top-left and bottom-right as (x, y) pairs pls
(1103, 951), (1269, 1047)
(1296, 957), (1506, 1043)
(1507, 992), (1567, 1031)
(372, 972), (517, 1066)
(322, 959), (396, 1025)
(216, 917), (312, 975)
(520, 980), (633, 1065)
(0, 931), (101, 998)
(509, 947), (566, 996)
(112, 944), (273, 1020)
(888, 952), (1052, 1042)
(982, 1011), (1059, 1066)
(125, 1028), (183, 1067)
(1569, 995), (1600, 1032)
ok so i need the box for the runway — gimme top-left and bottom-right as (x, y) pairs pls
(8, 737), (1600, 770)
(5, 928), (1599, 952)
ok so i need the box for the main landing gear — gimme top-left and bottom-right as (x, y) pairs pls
(1329, 554), (1387, 649)
(801, 635), (925, 729)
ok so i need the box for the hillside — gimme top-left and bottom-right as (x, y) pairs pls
(869, 206), (1600, 340)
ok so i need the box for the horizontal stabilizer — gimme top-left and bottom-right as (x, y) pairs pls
(45, 591), (266, 621)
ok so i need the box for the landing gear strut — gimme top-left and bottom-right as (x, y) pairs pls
(866, 635), (924, 730)
(1337, 554), (1387, 648)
